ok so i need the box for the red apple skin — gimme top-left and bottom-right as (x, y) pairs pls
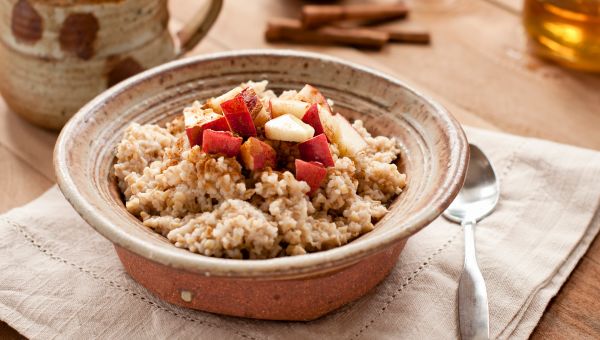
(240, 137), (277, 171)
(220, 94), (257, 137)
(301, 104), (324, 136)
(295, 159), (327, 194)
(185, 126), (202, 148)
(202, 129), (242, 157)
(204, 116), (230, 132)
(298, 134), (335, 167)
(240, 87), (263, 118)
(185, 116), (230, 147)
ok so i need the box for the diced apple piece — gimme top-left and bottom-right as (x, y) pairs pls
(264, 114), (315, 143)
(295, 159), (327, 194)
(261, 89), (277, 101)
(296, 84), (331, 112)
(301, 103), (324, 136)
(184, 109), (230, 147)
(279, 89), (299, 100)
(331, 114), (368, 156)
(240, 137), (277, 171)
(313, 108), (365, 157)
(240, 87), (263, 119)
(201, 116), (229, 133)
(206, 86), (243, 113)
(184, 106), (217, 127)
(245, 80), (268, 95)
(253, 106), (271, 127)
(269, 98), (310, 119)
(220, 94), (257, 138)
(298, 134), (335, 167)
(202, 129), (242, 157)
(317, 105), (336, 141)
(186, 116), (229, 147)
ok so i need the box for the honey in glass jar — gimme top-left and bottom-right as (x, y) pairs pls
(523, 0), (600, 72)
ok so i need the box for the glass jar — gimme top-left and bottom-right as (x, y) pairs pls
(523, 0), (600, 72)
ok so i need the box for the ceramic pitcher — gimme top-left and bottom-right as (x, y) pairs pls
(0, 0), (222, 130)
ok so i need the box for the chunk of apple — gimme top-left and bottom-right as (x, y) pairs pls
(295, 159), (327, 194)
(330, 114), (368, 157)
(240, 137), (277, 171)
(253, 106), (271, 127)
(184, 108), (230, 147)
(220, 94), (257, 138)
(245, 80), (268, 95)
(296, 84), (331, 112)
(313, 108), (367, 157)
(269, 98), (310, 119)
(264, 114), (315, 143)
(316, 105), (336, 140)
(240, 87), (263, 119)
(202, 129), (242, 157)
(206, 86), (243, 113)
(301, 103), (324, 136)
(298, 134), (335, 167)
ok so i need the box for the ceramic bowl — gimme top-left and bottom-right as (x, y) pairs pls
(54, 50), (468, 321)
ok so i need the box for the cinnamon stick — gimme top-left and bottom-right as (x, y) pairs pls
(374, 27), (431, 44)
(301, 4), (409, 29)
(265, 18), (389, 50)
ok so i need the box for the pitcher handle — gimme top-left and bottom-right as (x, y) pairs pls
(173, 0), (223, 57)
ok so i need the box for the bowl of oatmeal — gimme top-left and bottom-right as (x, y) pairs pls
(115, 80), (407, 259)
(54, 50), (468, 321)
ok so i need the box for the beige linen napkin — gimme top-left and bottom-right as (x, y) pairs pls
(1, 127), (600, 340)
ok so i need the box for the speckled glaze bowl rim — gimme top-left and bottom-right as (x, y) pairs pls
(54, 49), (468, 278)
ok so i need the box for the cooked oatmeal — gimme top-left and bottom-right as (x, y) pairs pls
(114, 81), (406, 259)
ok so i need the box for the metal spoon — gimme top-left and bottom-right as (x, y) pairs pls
(443, 144), (500, 340)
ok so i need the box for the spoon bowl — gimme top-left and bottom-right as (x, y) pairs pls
(444, 144), (500, 223)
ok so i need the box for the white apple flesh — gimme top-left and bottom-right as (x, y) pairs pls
(264, 114), (315, 143)
(253, 106), (271, 127)
(330, 114), (368, 156)
(317, 105), (336, 141)
(269, 99), (310, 119)
(296, 84), (331, 112)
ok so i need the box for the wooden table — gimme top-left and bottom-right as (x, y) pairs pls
(1, 0), (599, 338)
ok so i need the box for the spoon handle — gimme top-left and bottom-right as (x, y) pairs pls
(458, 220), (490, 340)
